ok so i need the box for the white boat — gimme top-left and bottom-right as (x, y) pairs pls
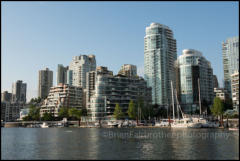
(169, 82), (201, 128)
(126, 120), (136, 127)
(118, 123), (122, 128)
(40, 122), (49, 128)
(155, 119), (170, 127)
(190, 117), (220, 128)
(229, 127), (239, 131)
(122, 120), (129, 127)
(155, 122), (161, 127)
(107, 121), (118, 127)
(171, 119), (188, 128)
(94, 122), (100, 127)
(171, 118), (201, 128)
(56, 122), (64, 127)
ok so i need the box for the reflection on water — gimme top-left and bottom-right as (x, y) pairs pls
(1, 128), (239, 160)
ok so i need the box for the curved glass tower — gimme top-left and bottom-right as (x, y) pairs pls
(177, 49), (214, 113)
(144, 23), (177, 106)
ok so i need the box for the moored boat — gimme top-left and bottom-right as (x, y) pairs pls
(40, 122), (49, 128)
(229, 127), (239, 131)
(107, 121), (118, 128)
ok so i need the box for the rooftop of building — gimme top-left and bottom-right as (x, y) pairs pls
(148, 22), (170, 29)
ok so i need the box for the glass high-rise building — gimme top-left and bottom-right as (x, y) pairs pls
(176, 49), (214, 113)
(12, 80), (27, 103)
(67, 70), (73, 86)
(57, 64), (68, 85)
(38, 68), (53, 99)
(144, 23), (177, 107)
(222, 36), (239, 97)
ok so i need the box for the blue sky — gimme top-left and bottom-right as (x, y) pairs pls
(1, 1), (239, 101)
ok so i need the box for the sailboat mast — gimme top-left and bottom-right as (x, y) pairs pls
(198, 78), (202, 115)
(175, 89), (180, 120)
(171, 81), (175, 120)
(175, 89), (184, 119)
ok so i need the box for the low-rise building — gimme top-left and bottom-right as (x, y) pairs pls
(214, 88), (230, 101)
(1, 102), (25, 122)
(88, 66), (152, 121)
(40, 83), (83, 117)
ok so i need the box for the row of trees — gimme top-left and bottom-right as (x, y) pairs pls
(113, 100), (167, 121)
(23, 97), (236, 122)
(22, 105), (87, 122)
(114, 97), (236, 121)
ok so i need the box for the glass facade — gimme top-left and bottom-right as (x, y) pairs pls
(144, 23), (177, 106)
(67, 70), (73, 86)
(89, 68), (152, 121)
(177, 49), (214, 113)
(57, 64), (68, 85)
(222, 36), (239, 97)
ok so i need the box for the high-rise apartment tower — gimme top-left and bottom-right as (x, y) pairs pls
(144, 23), (177, 107)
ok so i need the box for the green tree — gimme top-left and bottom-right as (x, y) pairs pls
(147, 105), (154, 120)
(158, 107), (168, 118)
(211, 97), (224, 126)
(113, 103), (124, 120)
(152, 104), (167, 119)
(68, 108), (83, 126)
(30, 97), (43, 104)
(137, 98), (147, 120)
(41, 112), (54, 121)
(152, 104), (160, 117)
(127, 100), (137, 120)
(22, 115), (32, 121)
(58, 107), (69, 119)
(28, 105), (40, 121)
(223, 98), (233, 111)
(68, 108), (81, 120)
(81, 108), (88, 116)
(211, 97), (224, 116)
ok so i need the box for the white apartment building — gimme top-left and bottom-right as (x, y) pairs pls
(222, 36), (239, 97)
(231, 71), (239, 111)
(118, 64), (137, 77)
(69, 55), (96, 89)
(88, 66), (152, 121)
(40, 84), (83, 117)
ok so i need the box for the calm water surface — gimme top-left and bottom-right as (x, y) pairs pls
(1, 128), (239, 160)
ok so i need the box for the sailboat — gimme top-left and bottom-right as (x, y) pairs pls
(189, 78), (219, 128)
(170, 81), (202, 128)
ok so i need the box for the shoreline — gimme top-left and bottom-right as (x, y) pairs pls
(2, 125), (233, 129)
